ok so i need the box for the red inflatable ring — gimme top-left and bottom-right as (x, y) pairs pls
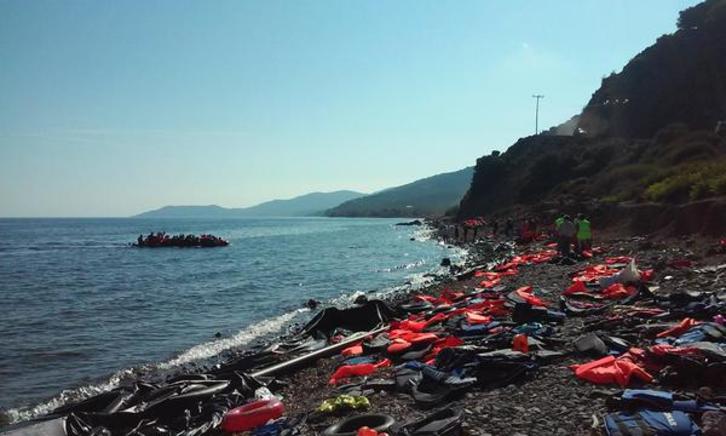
(221, 397), (285, 432)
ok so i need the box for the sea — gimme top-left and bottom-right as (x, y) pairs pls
(0, 217), (465, 424)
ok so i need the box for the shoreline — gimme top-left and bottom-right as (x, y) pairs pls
(0, 222), (464, 429)
(272, 230), (726, 434)
(3, 225), (726, 435)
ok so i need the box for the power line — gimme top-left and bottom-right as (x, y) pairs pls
(532, 94), (544, 135)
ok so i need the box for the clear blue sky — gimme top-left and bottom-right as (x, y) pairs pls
(0, 0), (700, 217)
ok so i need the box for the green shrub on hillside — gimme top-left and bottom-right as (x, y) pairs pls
(644, 159), (726, 202)
(591, 163), (658, 199)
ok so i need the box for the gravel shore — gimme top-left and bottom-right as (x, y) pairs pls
(273, 232), (726, 435)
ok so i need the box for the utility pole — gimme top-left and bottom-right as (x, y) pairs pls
(532, 94), (544, 135)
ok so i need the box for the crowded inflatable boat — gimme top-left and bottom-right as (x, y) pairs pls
(133, 232), (229, 248)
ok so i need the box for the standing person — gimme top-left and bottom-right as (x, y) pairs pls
(576, 214), (592, 254)
(520, 218), (531, 242)
(558, 215), (576, 257)
(504, 218), (514, 238)
(554, 214), (564, 253)
(491, 220), (499, 236)
(554, 214), (565, 234)
(573, 215), (581, 253)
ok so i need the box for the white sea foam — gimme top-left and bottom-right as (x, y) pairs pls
(159, 308), (308, 369)
(411, 226), (436, 241)
(4, 309), (308, 425)
(377, 258), (427, 272)
(5, 367), (137, 424)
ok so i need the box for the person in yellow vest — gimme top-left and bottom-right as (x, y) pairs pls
(576, 213), (592, 254)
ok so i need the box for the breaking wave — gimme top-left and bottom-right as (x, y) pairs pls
(4, 309), (309, 425)
(4, 367), (137, 425)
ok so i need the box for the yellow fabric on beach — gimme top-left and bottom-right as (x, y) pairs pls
(317, 395), (370, 413)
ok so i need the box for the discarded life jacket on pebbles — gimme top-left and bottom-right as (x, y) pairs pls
(671, 323), (725, 346)
(602, 283), (639, 300)
(341, 343), (364, 357)
(394, 312), (449, 333)
(561, 297), (609, 316)
(362, 334), (391, 354)
(399, 300), (434, 314)
(657, 318), (700, 338)
(475, 359), (539, 389)
(464, 312), (492, 325)
(575, 333), (631, 357)
(659, 359), (726, 389)
(426, 336), (464, 360)
(457, 320), (501, 336)
(512, 302), (565, 324)
(572, 264), (620, 283)
(387, 331), (440, 354)
(604, 410), (700, 436)
(571, 349), (653, 387)
(611, 389), (719, 414)
(328, 359), (391, 385)
(563, 280), (638, 300)
(329, 359), (391, 385)
(409, 366), (477, 407)
(507, 286), (548, 307)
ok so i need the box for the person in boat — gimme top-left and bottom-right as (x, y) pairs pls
(137, 234), (143, 246)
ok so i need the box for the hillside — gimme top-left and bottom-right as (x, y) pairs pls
(135, 190), (365, 218)
(457, 0), (726, 232)
(578, 0), (726, 138)
(459, 131), (726, 214)
(325, 167), (474, 218)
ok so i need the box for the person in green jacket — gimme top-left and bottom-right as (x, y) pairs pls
(576, 213), (592, 254)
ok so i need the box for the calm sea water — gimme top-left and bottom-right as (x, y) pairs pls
(0, 217), (464, 423)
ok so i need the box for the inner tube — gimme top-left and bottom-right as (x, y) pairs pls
(222, 397), (285, 433)
(399, 407), (463, 436)
(323, 414), (396, 436)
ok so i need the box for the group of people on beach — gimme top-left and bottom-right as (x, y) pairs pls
(554, 213), (592, 257)
(443, 216), (542, 244)
(443, 212), (593, 257)
(135, 232), (228, 248)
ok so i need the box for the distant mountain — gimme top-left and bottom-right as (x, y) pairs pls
(325, 168), (474, 218)
(235, 190), (366, 217)
(134, 190), (366, 218)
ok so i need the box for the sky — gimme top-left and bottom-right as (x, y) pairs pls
(0, 0), (701, 217)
